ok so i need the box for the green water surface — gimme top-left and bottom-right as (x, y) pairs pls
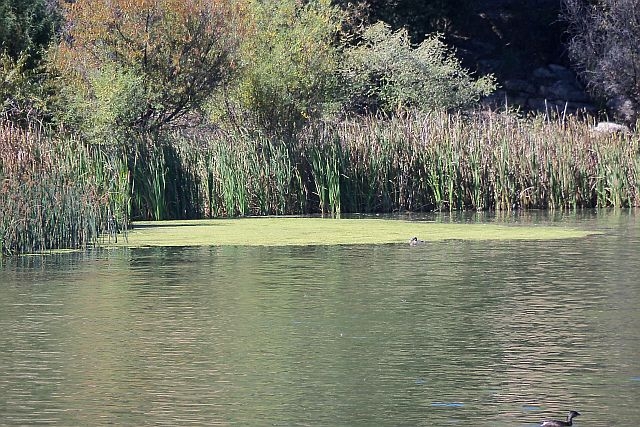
(1, 211), (638, 426)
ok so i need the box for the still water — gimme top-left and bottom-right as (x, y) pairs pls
(1, 211), (639, 426)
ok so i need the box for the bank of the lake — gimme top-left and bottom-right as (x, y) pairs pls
(1, 112), (637, 255)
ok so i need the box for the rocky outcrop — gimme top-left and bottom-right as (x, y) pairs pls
(607, 97), (638, 124)
(450, 0), (599, 116)
(483, 64), (596, 114)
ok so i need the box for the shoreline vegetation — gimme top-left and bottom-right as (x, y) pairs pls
(1, 112), (634, 256)
(2, 0), (638, 257)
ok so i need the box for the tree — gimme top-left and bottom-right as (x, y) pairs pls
(54, 0), (247, 138)
(0, 0), (62, 124)
(0, 0), (61, 62)
(340, 22), (496, 114)
(212, 0), (343, 137)
(563, 0), (640, 123)
(1, 51), (50, 124)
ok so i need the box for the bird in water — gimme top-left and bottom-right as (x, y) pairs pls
(409, 236), (425, 246)
(541, 410), (581, 427)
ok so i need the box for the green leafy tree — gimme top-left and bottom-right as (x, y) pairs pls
(341, 22), (496, 114)
(58, 63), (146, 143)
(0, 0), (61, 62)
(0, 0), (62, 124)
(0, 51), (50, 124)
(54, 0), (248, 138)
(213, 0), (343, 137)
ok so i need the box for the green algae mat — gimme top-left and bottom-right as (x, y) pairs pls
(113, 218), (595, 248)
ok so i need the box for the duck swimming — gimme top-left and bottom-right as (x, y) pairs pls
(409, 236), (425, 246)
(541, 410), (581, 427)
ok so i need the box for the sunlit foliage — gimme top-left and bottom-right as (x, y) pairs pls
(340, 22), (496, 114)
(211, 0), (343, 137)
(54, 0), (248, 138)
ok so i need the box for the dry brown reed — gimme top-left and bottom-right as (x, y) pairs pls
(0, 120), (129, 255)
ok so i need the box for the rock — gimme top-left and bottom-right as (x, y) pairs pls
(504, 79), (536, 94)
(547, 64), (576, 81)
(468, 40), (497, 56)
(565, 102), (598, 114)
(540, 81), (589, 103)
(481, 90), (510, 109)
(481, 60), (597, 114)
(607, 96), (638, 124)
(526, 98), (549, 111)
(532, 66), (554, 80)
(591, 122), (631, 134)
(528, 98), (568, 113)
(477, 59), (503, 73)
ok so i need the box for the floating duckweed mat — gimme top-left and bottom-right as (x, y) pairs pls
(114, 218), (595, 248)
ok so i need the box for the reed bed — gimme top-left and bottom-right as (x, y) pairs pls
(177, 112), (638, 217)
(2, 111), (638, 255)
(0, 120), (129, 256)
(297, 112), (639, 213)
(134, 130), (307, 219)
(202, 131), (307, 217)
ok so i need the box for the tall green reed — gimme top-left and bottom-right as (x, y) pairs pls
(5, 110), (635, 255)
(0, 120), (129, 256)
(201, 130), (306, 217)
(295, 112), (639, 213)
(184, 112), (637, 217)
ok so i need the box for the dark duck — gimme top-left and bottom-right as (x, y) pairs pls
(541, 410), (581, 427)
(409, 236), (425, 246)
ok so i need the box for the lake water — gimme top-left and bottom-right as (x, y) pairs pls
(1, 210), (638, 426)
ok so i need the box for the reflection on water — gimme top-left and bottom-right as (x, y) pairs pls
(1, 210), (639, 426)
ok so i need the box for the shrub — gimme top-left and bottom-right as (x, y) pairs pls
(58, 62), (146, 143)
(340, 22), (496, 114)
(0, 0), (61, 126)
(212, 0), (343, 137)
(0, 0), (61, 63)
(0, 51), (50, 124)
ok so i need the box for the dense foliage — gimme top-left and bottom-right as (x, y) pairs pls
(341, 22), (496, 114)
(0, 51), (50, 124)
(54, 0), (247, 138)
(212, 0), (342, 137)
(0, 0), (61, 123)
(0, 0), (60, 61)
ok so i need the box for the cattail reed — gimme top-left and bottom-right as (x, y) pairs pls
(140, 112), (639, 218)
(0, 120), (129, 256)
(2, 111), (638, 255)
(294, 112), (639, 213)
